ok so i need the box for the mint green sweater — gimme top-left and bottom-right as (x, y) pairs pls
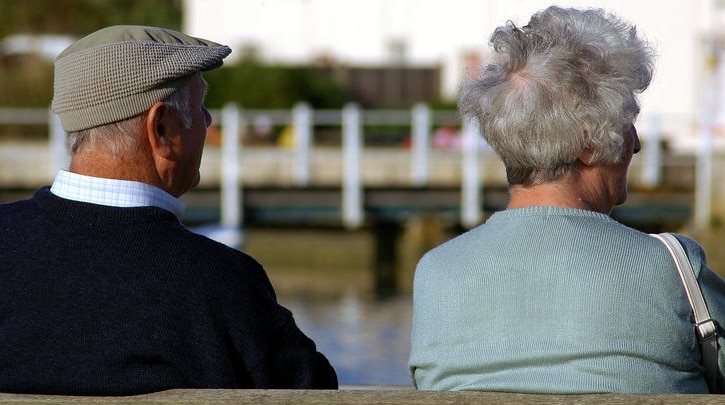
(409, 206), (725, 393)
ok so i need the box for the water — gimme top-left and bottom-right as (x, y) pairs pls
(685, 226), (725, 277)
(280, 291), (413, 386)
(243, 227), (420, 387)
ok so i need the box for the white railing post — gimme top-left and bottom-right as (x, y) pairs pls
(49, 109), (68, 175)
(292, 102), (312, 186)
(220, 103), (243, 236)
(411, 103), (431, 186)
(640, 113), (662, 188)
(461, 117), (482, 228)
(190, 104), (245, 248)
(342, 103), (363, 229)
(693, 45), (725, 231)
(695, 119), (713, 230)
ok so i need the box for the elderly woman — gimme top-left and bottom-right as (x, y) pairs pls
(408, 6), (725, 394)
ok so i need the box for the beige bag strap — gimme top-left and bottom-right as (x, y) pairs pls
(651, 232), (719, 392)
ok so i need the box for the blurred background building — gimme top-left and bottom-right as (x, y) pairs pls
(4, 0), (725, 148)
(184, 0), (722, 148)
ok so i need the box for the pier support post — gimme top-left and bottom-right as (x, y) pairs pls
(342, 103), (364, 229)
(49, 111), (68, 174)
(461, 118), (482, 228)
(411, 103), (431, 186)
(372, 221), (401, 296)
(292, 102), (312, 186)
(694, 122), (713, 230)
(221, 103), (242, 230)
(640, 113), (662, 189)
(216, 103), (245, 249)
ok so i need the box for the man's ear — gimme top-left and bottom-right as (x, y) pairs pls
(146, 101), (176, 159)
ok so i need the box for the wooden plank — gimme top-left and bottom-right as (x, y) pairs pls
(0, 389), (721, 405)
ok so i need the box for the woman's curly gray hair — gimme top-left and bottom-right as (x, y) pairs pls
(458, 6), (655, 185)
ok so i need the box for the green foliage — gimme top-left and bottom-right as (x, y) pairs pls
(0, 0), (182, 37)
(0, 58), (54, 107)
(0, 1), (450, 111)
(0, 0), (181, 109)
(429, 99), (458, 110)
(204, 62), (349, 109)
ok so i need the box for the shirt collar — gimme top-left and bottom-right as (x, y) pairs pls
(49, 170), (185, 218)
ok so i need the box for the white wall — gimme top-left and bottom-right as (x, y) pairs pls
(184, 0), (716, 141)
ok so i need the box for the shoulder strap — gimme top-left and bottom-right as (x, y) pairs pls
(651, 232), (719, 393)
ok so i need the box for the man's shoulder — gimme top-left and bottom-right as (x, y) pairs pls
(173, 227), (269, 278)
(0, 189), (45, 222)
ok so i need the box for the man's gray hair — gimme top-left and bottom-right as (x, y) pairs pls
(66, 83), (192, 159)
(458, 6), (655, 185)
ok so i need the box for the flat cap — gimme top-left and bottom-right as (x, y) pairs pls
(52, 25), (232, 132)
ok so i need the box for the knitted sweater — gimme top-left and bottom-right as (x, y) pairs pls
(409, 206), (725, 393)
(0, 188), (337, 395)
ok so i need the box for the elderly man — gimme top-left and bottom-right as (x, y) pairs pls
(0, 26), (337, 395)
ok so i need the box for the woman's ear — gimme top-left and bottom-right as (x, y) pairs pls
(577, 124), (594, 165)
(146, 101), (175, 159)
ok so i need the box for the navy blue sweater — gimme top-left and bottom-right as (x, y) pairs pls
(0, 188), (337, 395)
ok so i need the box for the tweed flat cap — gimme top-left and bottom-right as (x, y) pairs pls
(52, 25), (231, 132)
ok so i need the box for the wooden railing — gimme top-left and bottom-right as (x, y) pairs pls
(1, 105), (724, 230)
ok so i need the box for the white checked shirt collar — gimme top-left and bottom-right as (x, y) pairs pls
(50, 170), (185, 218)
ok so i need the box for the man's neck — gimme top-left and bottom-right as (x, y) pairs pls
(69, 149), (164, 191)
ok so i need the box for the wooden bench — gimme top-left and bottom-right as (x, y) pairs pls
(0, 389), (722, 404)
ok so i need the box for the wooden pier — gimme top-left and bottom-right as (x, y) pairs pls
(3, 138), (705, 294)
(3, 104), (723, 231)
(0, 141), (707, 231)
